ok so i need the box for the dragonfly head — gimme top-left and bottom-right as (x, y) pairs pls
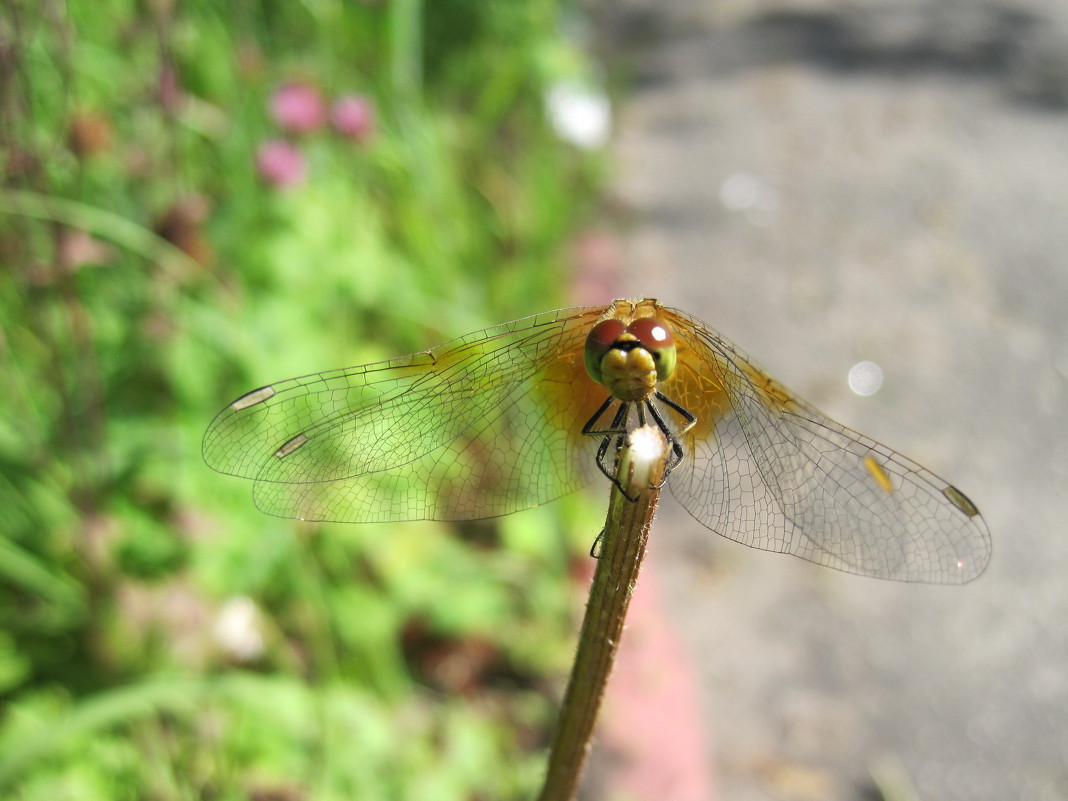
(584, 316), (678, 402)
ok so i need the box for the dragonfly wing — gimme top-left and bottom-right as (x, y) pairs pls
(252, 375), (605, 522)
(203, 306), (609, 522)
(661, 307), (991, 584)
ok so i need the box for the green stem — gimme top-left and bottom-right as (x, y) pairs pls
(537, 425), (670, 801)
(389, 0), (422, 102)
(0, 189), (203, 277)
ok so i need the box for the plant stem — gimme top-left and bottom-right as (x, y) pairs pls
(389, 0), (422, 101)
(537, 424), (670, 801)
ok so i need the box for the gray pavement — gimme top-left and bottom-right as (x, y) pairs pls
(604, 1), (1068, 798)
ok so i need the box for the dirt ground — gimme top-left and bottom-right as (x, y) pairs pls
(596, 1), (1068, 799)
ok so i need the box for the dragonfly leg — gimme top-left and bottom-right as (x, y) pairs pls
(582, 399), (639, 500)
(655, 390), (697, 437)
(582, 391), (697, 498)
(581, 396), (615, 437)
(645, 391), (698, 486)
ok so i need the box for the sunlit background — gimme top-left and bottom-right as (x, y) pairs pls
(5, 1), (1068, 800)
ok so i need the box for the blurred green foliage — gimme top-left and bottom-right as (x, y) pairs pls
(0, 0), (608, 797)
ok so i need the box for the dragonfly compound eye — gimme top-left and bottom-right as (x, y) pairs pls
(584, 318), (627, 384)
(627, 317), (677, 381)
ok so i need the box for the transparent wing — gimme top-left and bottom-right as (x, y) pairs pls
(659, 306), (991, 584)
(202, 306), (610, 522)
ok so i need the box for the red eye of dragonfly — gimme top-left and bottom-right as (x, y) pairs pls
(626, 317), (677, 381)
(203, 298), (991, 584)
(583, 318), (627, 385)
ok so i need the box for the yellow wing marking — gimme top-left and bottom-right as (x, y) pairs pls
(863, 454), (895, 494)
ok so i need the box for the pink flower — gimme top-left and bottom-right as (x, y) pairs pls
(269, 83), (326, 134)
(330, 94), (375, 142)
(256, 140), (306, 188)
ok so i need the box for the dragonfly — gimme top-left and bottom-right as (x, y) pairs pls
(203, 298), (991, 584)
